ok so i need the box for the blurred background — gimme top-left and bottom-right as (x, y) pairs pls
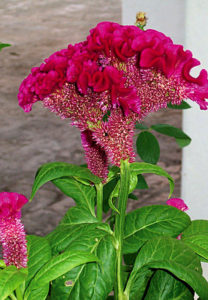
(0, 0), (207, 236)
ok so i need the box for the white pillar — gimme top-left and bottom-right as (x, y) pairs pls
(181, 0), (208, 285)
(182, 0), (208, 220)
(122, 0), (185, 44)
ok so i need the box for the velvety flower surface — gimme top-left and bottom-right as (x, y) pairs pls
(18, 22), (208, 179)
(167, 198), (189, 211)
(0, 192), (28, 269)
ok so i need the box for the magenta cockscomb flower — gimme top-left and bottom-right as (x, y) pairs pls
(0, 192), (28, 269)
(167, 198), (189, 211)
(18, 22), (208, 179)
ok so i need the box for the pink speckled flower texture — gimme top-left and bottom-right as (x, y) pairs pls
(167, 197), (189, 211)
(0, 192), (28, 269)
(18, 22), (208, 179)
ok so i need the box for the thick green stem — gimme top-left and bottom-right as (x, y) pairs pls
(114, 160), (130, 300)
(95, 182), (103, 222)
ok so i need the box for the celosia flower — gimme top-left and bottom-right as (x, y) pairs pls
(167, 198), (188, 211)
(0, 192), (28, 269)
(18, 22), (208, 180)
(167, 198), (188, 240)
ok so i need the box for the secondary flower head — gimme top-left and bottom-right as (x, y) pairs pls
(167, 198), (189, 211)
(0, 192), (28, 269)
(18, 22), (208, 179)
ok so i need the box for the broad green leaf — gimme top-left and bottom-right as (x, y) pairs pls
(25, 236), (51, 288)
(135, 122), (149, 130)
(130, 162), (174, 197)
(182, 220), (208, 261)
(144, 270), (194, 300)
(167, 100), (191, 109)
(123, 205), (191, 254)
(0, 266), (27, 300)
(182, 220), (208, 236)
(59, 206), (98, 226)
(29, 251), (98, 288)
(125, 237), (208, 300)
(52, 177), (96, 216)
(136, 131), (160, 164)
(24, 236), (52, 299)
(30, 162), (101, 200)
(183, 235), (208, 262)
(136, 174), (148, 189)
(50, 235), (116, 300)
(0, 43), (11, 51)
(151, 124), (191, 147)
(24, 284), (49, 300)
(146, 261), (208, 300)
(129, 268), (154, 300)
(47, 222), (110, 255)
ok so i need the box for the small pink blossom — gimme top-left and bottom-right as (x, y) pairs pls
(0, 192), (28, 269)
(167, 198), (189, 212)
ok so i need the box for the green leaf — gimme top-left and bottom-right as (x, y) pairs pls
(103, 177), (119, 213)
(105, 172), (138, 214)
(144, 270), (194, 300)
(128, 193), (138, 200)
(29, 251), (98, 288)
(106, 166), (120, 182)
(136, 174), (148, 189)
(130, 162), (174, 197)
(182, 220), (208, 261)
(125, 237), (208, 300)
(167, 100), (191, 109)
(135, 122), (149, 130)
(0, 260), (6, 269)
(59, 206), (98, 226)
(48, 208), (115, 299)
(30, 162), (101, 200)
(24, 285), (49, 300)
(0, 43), (11, 51)
(136, 131), (160, 164)
(123, 205), (191, 254)
(47, 222), (110, 255)
(52, 177), (96, 216)
(24, 236), (52, 299)
(25, 236), (51, 288)
(182, 220), (208, 236)
(0, 266), (27, 300)
(129, 268), (153, 300)
(151, 124), (191, 148)
(183, 235), (208, 262)
(50, 235), (116, 300)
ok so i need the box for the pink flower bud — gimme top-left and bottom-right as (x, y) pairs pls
(167, 198), (188, 212)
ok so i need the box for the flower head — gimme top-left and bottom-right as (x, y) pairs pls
(167, 198), (188, 211)
(18, 22), (208, 179)
(0, 192), (28, 268)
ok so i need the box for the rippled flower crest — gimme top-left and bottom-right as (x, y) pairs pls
(18, 22), (208, 179)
